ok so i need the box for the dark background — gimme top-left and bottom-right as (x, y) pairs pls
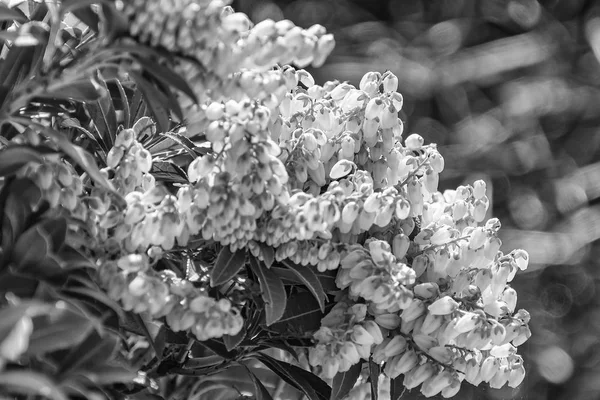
(233, 0), (600, 399)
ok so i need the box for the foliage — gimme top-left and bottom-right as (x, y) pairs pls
(0, 1), (530, 400)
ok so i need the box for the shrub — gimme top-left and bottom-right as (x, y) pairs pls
(0, 1), (530, 399)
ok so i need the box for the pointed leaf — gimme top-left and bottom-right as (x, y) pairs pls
(331, 361), (363, 400)
(44, 78), (104, 102)
(0, 4), (26, 22)
(129, 71), (170, 134)
(259, 243), (275, 268)
(270, 292), (328, 335)
(0, 146), (43, 177)
(136, 56), (198, 104)
(112, 79), (131, 130)
(244, 366), (273, 400)
(0, 371), (67, 400)
(389, 376), (405, 400)
(249, 257), (287, 326)
(369, 359), (380, 400)
(281, 260), (326, 312)
(254, 353), (330, 400)
(26, 307), (94, 355)
(210, 247), (247, 287)
(223, 328), (245, 352)
(58, 329), (120, 375)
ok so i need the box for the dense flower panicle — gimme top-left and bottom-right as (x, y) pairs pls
(11, 2), (531, 396)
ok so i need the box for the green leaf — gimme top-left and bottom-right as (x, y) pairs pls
(62, 286), (125, 321)
(26, 306), (94, 355)
(369, 359), (380, 400)
(94, 76), (118, 149)
(210, 247), (247, 287)
(12, 222), (51, 270)
(331, 361), (363, 400)
(244, 366), (273, 400)
(0, 145), (43, 177)
(281, 260), (326, 312)
(58, 329), (119, 375)
(112, 79), (131, 130)
(43, 78), (105, 102)
(129, 85), (147, 128)
(159, 130), (199, 159)
(132, 313), (165, 360)
(249, 257), (287, 326)
(260, 243), (275, 268)
(270, 292), (327, 335)
(37, 217), (67, 252)
(223, 328), (245, 352)
(82, 363), (137, 385)
(0, 301), (50, 343)
(1, 178), (42, 255)
(129, 71), (170, 134)
(70, 5), (99, 32)
(0, 4), (27, 22)
(136, 56), (198, 105)
(254, 353), (330, 400)
(389, 376), (405, 400)
(195, 338), (238, 360)
(0, 371), (67, 400)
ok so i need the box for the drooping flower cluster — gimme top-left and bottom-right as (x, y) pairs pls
(12, 1), (531, 397)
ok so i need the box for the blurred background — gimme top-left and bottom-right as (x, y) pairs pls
(232, 0), (600, 399)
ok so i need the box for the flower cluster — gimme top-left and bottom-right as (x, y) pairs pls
(13, 1), (531, 396)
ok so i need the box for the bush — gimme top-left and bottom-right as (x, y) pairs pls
(0, 1), (530, 399)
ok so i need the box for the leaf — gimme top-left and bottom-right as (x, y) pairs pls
(270, 292), (327, 335)
(43, 78), (104, 102)
(0, 4), (27, 22)
(0, 371), (67, 400)
(195, 338), (238, 360)
(58, 329), (120, 375)
(112, 79), (130, 130)
(137, 56), (198, 104)
(26, 307), (94, 355)
(129, 71), (170, 134)
(369, 359), (380, 400)
(389, 376), (405, 400)
(94, 76), (118, 148)
(70, 5), (99, 32)
(223, 328), (245, 352)
(132, 313), (165, 360)
(37, 217), (67, 252)
(260, 243), (275, 268)
(281, 260), (326, 312)
(12, 222), (51, 271)
(0, 145), (43, 177)
(159, 130), (199, 159)
(62, 286), (125, 321)
(244, 366), (273, 400)
(210, 247), (247, 287)
(0, 301), (50, 343)
(129, 85), (147, 128)
(331, 361), (363, 400)
(254, 353), (330, 400)
(249, 257), (287, 326)
(82, 363), (137, 385)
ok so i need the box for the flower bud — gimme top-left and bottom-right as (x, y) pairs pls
(405, 133), (424, 150)
(401, 299), (426, 323)
(508, 364), (526, 388)
(383, 335), (407, 358)
(375, 313), (401, 329)
(404, 362), (436, 389)
(363, 320), (384, 345)
(473, 180), (486, 199)
(428, 296), (459, 316)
